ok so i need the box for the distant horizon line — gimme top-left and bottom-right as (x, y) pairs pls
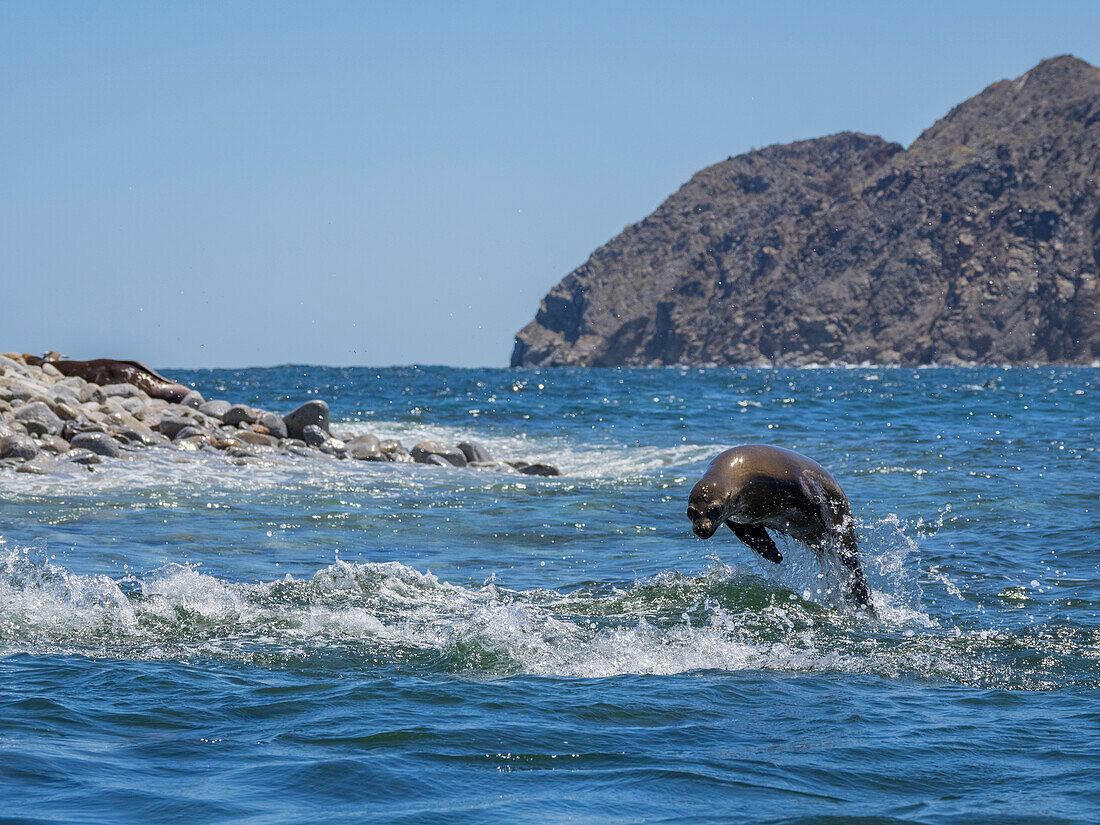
(160, 361), (1100, 371)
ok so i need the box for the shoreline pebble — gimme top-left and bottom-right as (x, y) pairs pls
(0, 353), (560, 476)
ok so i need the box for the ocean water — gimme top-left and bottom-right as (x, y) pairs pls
(1, 365), (1097, 824)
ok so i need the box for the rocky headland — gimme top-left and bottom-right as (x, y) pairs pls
(512, 55), (1100, 367)
(0, 353), (559, 476)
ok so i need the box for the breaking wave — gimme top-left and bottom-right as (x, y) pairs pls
(1, 536), (1091, 690)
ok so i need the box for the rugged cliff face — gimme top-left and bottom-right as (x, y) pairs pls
(512, 56), (1100, 366)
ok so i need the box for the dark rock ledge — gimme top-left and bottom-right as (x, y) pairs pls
(0, 353), (559, 477)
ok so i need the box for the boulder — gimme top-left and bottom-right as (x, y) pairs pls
(181, 390), (205, 409)
(69, 432), (124, 458)
(16, 454), (57, 475)
(237, 430), (277, 447)
(301, 424), (328, 447)
(0, 354), (30, 376)
(283, 400), (329, 440)
(102, 383), (146, 399)
(64, 448), (101, 466)
(256, 411), (288, 439)
(348, 441), (385, 461)
(379, 439), (413, 463)
(119, 397), (146, 415)
(458, 441), (493, 464)
(114, 423), (159, 446)
(80, 385), (107, 404)
(318, 437), (347, 458)
(56, 376), (87, 391)
(14, 402), (63, 437)
(411, 440), (467, 467)
(173, 425), (210, 442)
(0, 433), (38, 460)
(519, 462), (561, 477)
(346, 433), (384, 460)
(156, 416), (194, 439)
(52, 402), (81, 422)
(199, 400), (232, 420)
(470, 460), (517, 472)
(222, 405), (258, 427)
(51, 384), (82, 407)
(5, 382), (51, 404)
(38, 435), (72, 455)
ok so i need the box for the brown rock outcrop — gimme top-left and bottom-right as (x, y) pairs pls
(512, 56), (1100, 366)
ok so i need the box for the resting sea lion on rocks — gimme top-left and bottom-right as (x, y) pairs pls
(25, 355), (192, 403)
(686, 445), (874, 611)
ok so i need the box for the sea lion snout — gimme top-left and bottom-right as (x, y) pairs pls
(691, 519), (719, 540)
(687, 493), (724, 539)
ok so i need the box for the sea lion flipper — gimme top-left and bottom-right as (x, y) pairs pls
(800, 474), (841, 528)
(727, 521), (782, 564)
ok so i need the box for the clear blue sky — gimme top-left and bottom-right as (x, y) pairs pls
(3, 1), (1098, 368)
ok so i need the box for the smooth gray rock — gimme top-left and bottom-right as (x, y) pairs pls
(283, 400), (329, 440)
(379, 439), (413, 463)
(256, 411), (288, 439)
(38, 435), (71, 455)
(424, 454), (452, 467)
(62, 419), (104, 442)
(70, 431), (124, 458)
(411, 440), (467, 467)
(56, 375), (87, 391)
(348, 443), (379, 460)
(16, 454), (57, 475)
(470, 460), (517, 472)
(80, 385), (107, 404)
(518, 462), (561, 477)
(458, 441), (493, 464)
(51, 384), (82, 407)
(119, 397), (146, 415)
(181, 390), (205, 409)
(318, 437), (347, 458)
(5, 383), (51, 404)
(222, 405), (258, 427)
(173, 426), (209, 441)
(52, 402), (81, 422)
(301, 424), (327, 447)
(64, 448), (101, 466)
(347, 433), (381, 448)
(14, 402), (63, 437)
(102, 383), (145, 399)
(236, 430), (277, 447)
(156, 416), (193, 438)
(0, 354), (30, 376)
(115, 423), (158, 445)
(347, 433), (384, 460)
(349, 443), (385, 461)
(199, 400), (232, 420)
(0, 433), (38, 460)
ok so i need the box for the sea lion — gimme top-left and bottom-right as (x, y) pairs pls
(25, 354), (192, 403)
(687, 445), (873, 611)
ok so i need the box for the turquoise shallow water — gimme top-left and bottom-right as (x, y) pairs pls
(1, 366), (1098, 823)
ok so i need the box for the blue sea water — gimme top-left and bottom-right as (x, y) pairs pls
(1, 365), (1098, 824)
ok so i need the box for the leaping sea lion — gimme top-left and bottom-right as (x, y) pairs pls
(687, 445), (874, 611)
(23, 353), (192, 403)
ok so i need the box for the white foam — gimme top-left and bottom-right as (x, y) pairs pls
(0, 540), (1080, 689)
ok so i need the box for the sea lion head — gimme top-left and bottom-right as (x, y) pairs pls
(686, 481), (731, 539)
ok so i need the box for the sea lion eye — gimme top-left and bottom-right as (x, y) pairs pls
(707, 505), (721, 519)
(686, 507), (699, 520)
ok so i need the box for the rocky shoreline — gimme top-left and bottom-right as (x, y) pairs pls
(0, 353), (559, 476)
